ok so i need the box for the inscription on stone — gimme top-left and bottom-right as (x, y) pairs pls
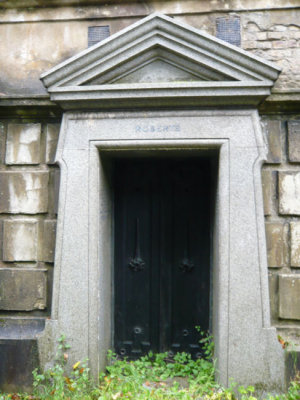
(135, 124), (181, 133)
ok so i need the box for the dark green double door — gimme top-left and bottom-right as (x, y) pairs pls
(114, 158), (211, 358)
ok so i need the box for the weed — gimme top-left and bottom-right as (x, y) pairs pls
(0, 331), (299, 399)
(31, 335), (95, 400)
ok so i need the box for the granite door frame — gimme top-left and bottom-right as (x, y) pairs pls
(38, 109), (284, 390)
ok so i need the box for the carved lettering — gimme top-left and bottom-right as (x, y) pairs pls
(135, 124), (181, 133)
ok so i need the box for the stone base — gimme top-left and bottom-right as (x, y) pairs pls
(0, 318), (44, 393)
(285, 349), (300, 387)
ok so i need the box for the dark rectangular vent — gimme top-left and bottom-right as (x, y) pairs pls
(88, 26), (110, 47)
(216, 17), (241, 47)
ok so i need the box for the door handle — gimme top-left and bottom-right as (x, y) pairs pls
(128, 218), (145, 272)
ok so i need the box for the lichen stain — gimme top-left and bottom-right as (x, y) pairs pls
(7, 125), (39, 164)
(8, 222), (37, 261)
(291, 224), (300, 266)
(8, 174), (27, 212)
(8, 172), (48, 213)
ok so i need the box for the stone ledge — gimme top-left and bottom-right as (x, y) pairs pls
(0, 0), (299, 11)
(260, 92), (300, 113)
(1, 93), (300, 114)
(0, 95), (52, 106)
(0, 318), (45, 339)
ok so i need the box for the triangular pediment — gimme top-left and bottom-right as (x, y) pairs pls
(89, 59), (206, 85)
(41, 13), (281, 109)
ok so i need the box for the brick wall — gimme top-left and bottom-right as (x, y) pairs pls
(262, 118), (300, 336)
(0, 121), (59, 315)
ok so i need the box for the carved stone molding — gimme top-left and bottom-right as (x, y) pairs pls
(41, 13), (280, 110)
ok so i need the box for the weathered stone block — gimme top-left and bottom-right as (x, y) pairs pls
(48, 168), (60, 214)
(285, 348), (300, 387)
(279, 172), (300, 215)
(45, 124), (60, 164)
(256, 32), (268, 41)
(265, 222), (289, 267)
(291, 222), (300, 267)
(0, 220), (3, 261)
(0, 339), (39, 393)
(39, 220), (56, 262)
(256, 41), (272, 49)
(267, 31), (283, 40)
(279, 275), (300, 320)
(0, 268), (47, 311)
(261, 169), (276, 216)
(271, 25), (287, 32)
(268, 273), (278, 322)
(0, 171), (48, 214)
(272, 40), (289, 49)
(6, 124), (41, 165)
(3, 220), (38, 261)
(288, 121), (300, 162)
(0, 122), (5, 164)
(262, 120), (283, 164)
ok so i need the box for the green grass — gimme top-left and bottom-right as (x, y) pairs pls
(0, 333), (299, 400)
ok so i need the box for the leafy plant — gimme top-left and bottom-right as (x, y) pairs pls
(0, 329), (299, 399)
(31, 334), (95, 400)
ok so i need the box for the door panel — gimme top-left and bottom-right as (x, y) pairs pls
(114, 158), (211, 358)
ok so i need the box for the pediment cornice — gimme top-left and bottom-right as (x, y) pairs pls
(41, 13), (281, 109)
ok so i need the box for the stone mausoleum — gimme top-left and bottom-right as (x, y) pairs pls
(0, 0), (300, 393)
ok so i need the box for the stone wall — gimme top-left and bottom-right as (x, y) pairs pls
(0, 121), (59, 316)
(0, 0), (300, 337)
(1, 116), (300, 338)
(0, 2), (299, 99)
(242, 12), (300, 91)
(262, 118), (300, 340)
